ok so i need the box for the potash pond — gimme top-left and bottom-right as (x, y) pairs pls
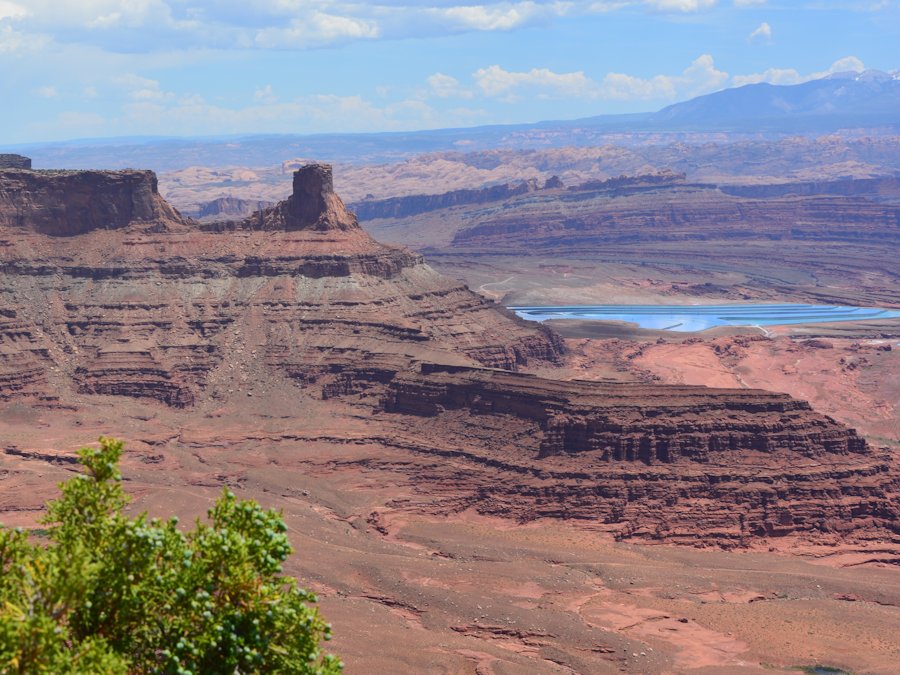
(508, 303), (900, 332)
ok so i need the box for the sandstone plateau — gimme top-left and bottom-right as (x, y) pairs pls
(1, 164), (898, 673)
(364, 172), (900, 310)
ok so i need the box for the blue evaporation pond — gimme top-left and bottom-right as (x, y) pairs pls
(508, 304), (900, 332)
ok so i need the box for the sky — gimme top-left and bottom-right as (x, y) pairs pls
(1, 1), (898, 144)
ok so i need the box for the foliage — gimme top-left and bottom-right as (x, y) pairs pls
(0, 437), (342, 674)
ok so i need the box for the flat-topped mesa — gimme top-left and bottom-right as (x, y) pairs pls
(0, 168), (186, 236)
(0, 154), (31, 170)
(246, 163), (359, 232)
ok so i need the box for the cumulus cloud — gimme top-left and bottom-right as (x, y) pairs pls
(731, 55), (865, 86)
(474, 65), (594, 98)
(427, 73), (475, 99)
(34, 85), (58, 98)
(253, 84), (278, 104)
(734, 0), (766, 6)
(254, 12), (379, 48)
(643, 0), (717, 12)
(468, 54), (730, 102)
(748, 21), (772, 42)
(0, 1), (581, 54)
(114, 73), (173, 101)
(0, 0), (730, 56)
(600, 54), (728, 99)
(0, 1), (26, 21)
(0, 23), (48, 53)
(433, 2), (572, 31)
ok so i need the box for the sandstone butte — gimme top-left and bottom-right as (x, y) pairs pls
(0, 163), (897, 549)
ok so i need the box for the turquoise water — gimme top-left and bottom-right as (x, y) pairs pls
(509, 303), (900, 332)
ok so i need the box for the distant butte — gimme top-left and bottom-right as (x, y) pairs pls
(0, 162), (896, 548)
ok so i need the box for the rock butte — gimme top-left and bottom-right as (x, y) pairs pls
(0, 163), (897, 547)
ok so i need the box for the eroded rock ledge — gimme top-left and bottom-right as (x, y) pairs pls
(0, 163), (895, 547)
(324, 362), (898, 546)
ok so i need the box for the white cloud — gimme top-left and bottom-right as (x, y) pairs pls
(434, 2), (572, 31)
(34, 85), (58, 98)
(731, 67), (801, 86)
(734, 0), (766, 6)
(643, 0), (717, 11)
(0, 1), (600, 55)
(21, 0), (176, 30)
(821, 55), (866, 76)
(600, 54), (728, 99)
(731, 55), (865, 86)
(0, 23), (47, 53)
(748, 21), (772, 42)
(254, 84), (278, 103)
(114, 73), (173, 101)
(0, 1), (27, 21)
(255, 12), (379, 48)
(427, 73), (475, 99)
(470, 54), (730, 102)
(474, 65), (594, 98)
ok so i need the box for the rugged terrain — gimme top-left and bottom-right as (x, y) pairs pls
(364, 173), (900, 310)
(0, 164), (898, 672)
(153, 136), (900, 216)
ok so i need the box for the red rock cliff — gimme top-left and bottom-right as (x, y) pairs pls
(0, 169), (185, 236)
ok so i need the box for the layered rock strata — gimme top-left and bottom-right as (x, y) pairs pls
(0, 155), (31, 170)
(0, 168), (181, 236)
(318, 362), (899, 546)
(0, 164), (562, 409)
(351, 178), (547, 221)
(195, 196), (273, 220)
(0, 163), (895, 546)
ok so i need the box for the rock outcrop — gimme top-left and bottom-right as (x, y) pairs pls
(362, 173), (899, 306)
(0, 154), (31, 170)
(351, 177), (551, 221)
(0, 164), (563, 411)
(324, 363), (899, 546)
(196, 196), (273, 220)
(246, 164), (358, 231)
(350, 173), (688, 222)
(0, 168), (184, 236)
(450, 183), (900, 250)
(0, 163), (896, 547)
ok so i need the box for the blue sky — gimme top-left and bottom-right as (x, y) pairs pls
(1, 1), (897, 143)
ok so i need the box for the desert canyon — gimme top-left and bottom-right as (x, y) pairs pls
(0, 148), (897, 673)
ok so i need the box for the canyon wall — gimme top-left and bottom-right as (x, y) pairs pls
(0, 164), (895, 547)
(0, 155), (31, 170)
(196, 196), (273, 220)
(0, 168), (184, 236)
(310, 362), (900, 546)
(350, 178), (546, 221)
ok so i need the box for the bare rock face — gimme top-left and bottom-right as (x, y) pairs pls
(0, 169), (185, 236)
(0, 164), (895, 548)
(351, 178), (544, 221)
(0, 154), (31, 170)
(329, 363), (899, 546)
(196, 196), (273, 220)
(247, 164), (358, 231)
(0, 164), (563, 411)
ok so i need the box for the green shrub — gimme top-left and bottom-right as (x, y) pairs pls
(0, 437), (342, 674)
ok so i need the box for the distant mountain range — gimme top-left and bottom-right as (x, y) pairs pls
(6, 70), (899, 172)
(649, 69), (900, 131)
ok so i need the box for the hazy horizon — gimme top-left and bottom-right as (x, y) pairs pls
(2, 1), (899, 145)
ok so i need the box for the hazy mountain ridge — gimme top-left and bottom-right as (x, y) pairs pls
(652, 69), (900, 129)
(6, 72), (900, 173)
